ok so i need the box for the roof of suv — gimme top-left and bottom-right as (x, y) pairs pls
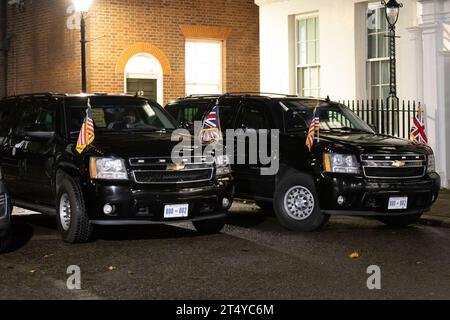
(3, 93), (149, 101)
(174, 93), (332, 104)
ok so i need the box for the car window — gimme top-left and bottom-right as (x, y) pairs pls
(236, 104), (269, 130)
(166, 101), (211, 125)
(0, 100), (15, 141)
(67, 99), (176, 134)
(217, 98), (239, 130)
(15, 99), (56, 136)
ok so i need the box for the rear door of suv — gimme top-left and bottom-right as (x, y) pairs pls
(9, 97), (57, 204)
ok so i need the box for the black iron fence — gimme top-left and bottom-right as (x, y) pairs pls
(339, 99), (423, 140)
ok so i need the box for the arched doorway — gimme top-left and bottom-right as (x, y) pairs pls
(124, 53), (163, 105)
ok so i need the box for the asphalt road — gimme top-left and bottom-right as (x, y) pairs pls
(1, 203), (450, 300)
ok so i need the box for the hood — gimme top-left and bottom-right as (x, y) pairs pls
(83, 131), (195, 158)
(288, 131), (433, 155)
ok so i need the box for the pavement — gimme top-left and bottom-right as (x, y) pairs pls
(1, 194), (450, 300)
(421, 189), (450, 227)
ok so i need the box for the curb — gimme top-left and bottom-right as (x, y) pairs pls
(420, 215), (450, 228)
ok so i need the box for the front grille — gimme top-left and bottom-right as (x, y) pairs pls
(130, 156), (214, 184)
(133, 169), (213, 184)
(361, 154), (426, 179)
(0, 194), (6, 218)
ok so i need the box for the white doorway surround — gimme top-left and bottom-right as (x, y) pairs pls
(124, 53), (164, 105)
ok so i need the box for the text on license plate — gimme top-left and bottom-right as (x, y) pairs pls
(388, 197), (408, 210)
(164, 204), (189, 218)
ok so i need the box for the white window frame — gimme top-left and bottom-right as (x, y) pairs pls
(185, 39), (223, 96)
(295, 13), (320, 97)
(366, 3), (390, 102)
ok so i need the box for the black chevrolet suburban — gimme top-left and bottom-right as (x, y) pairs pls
(166, 94), (440, 232)
(0, 93), (233, 244)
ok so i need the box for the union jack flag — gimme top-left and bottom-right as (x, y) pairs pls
(200, 103), (222, 144)
(76, 98), (95, 154)
(306, 103), (320, 152)
(410, 106), (428, 144)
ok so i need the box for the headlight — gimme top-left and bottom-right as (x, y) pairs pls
(90, 157), (128, 180)
(324, 153), (361, 174)
(215, 155), (231, 176)
(427, 154), (436, 173)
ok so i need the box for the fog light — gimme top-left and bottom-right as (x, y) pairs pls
(222, 198), (231, 209)
(337, 196), (345, 206)
(103, 204), (115, 215)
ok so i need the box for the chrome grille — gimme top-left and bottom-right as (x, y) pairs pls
(0, 194), (6, 218)
(130, 156), (214, 184)
(361, 154), (427, 179)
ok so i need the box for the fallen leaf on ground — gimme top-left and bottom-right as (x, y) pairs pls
(29, 269), (37, 274)
(108, 266), (117, 271)
(349, 252), (360, 259)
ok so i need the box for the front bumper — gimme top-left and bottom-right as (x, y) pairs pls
(316, 173), (440, 216)
(83, 177), (234, 224)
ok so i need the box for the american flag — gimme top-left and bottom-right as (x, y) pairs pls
(76, 98), (96, 154)
(410, 106), (428, 144)
(306, 103), (320, 152)
(200, 104), (222, 144)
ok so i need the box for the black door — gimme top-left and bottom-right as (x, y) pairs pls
(0, 99), (21, 197)
(233, 101), (275, 199)
(127, 78), (157, 101)
(10, 98), (56, 204)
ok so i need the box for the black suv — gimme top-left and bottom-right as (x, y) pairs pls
(0, 93), (233, 244)
(166, 94), (440, 231)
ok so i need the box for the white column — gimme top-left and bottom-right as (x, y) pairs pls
(417, 0), (450, 188)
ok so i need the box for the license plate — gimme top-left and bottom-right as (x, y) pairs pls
(388, 197), (408, 210)
(164, 204), (189, 219)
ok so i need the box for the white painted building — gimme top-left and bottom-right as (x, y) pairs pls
(255, 0), (450, 188)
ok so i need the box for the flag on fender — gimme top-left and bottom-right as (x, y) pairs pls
(76, 98), (96, 154)
(306, 102), (320, 152)
(199, 101), (222, 144)
(410, 106), (428, 144)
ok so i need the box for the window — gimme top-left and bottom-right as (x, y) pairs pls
(367, 5), (390, 101)
(237, 104), (269, 130)
(186, 40), (222, 95)
(295, 15), (320, 97)
(15, 99), (55, 136)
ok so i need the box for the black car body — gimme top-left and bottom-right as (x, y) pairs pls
(0, 93), (233, 244)
(166, 94), (440, 231)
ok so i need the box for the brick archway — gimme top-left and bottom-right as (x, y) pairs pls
(116, 43), (172, 76)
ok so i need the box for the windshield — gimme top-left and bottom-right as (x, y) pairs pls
(67, 99), (176, 134)
(281, 100), (374, 134)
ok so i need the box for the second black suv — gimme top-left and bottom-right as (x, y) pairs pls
(0, 93), (233, 244)
(166, 94), (440, 232)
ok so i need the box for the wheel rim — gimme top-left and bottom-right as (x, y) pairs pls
(283, 186), (315, 221)
(59, 193), (71, 231)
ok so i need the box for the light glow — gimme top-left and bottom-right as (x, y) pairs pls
(72, 0), (93, 13)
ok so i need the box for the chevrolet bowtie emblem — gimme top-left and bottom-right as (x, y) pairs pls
(392, 160), (406, 168)
(167, 163), (185, 171)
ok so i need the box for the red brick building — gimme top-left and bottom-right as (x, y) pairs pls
(0, 0), (260, 105)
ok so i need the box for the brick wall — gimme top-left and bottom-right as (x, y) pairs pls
(0, 0), (7, 98)
(5, 0), (260, 105)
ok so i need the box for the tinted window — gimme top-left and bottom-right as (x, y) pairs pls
(166, 101), (211, 125)
(67, 99), (176, 134)
(15, 99), (56, 136)
(0, 100), (15, 139)
(281, 100), (374, 133)
(217, 98), (239, 130)
(237, 104), (269, 130)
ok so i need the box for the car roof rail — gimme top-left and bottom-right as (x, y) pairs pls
(224, 92), (299, 98)
(5, 92), (67, 99)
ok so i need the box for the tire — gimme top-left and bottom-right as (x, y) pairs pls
(56, 174), (94, 244)
(377, 212), (423, 228)
(193, 217), (226, 234)
(274, 172), (329, 232)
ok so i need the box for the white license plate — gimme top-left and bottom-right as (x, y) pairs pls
(388, 197), (408, 210)
(164, 204), (189, 219)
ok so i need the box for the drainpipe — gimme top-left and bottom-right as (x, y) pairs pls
(0, 0), (7, 98)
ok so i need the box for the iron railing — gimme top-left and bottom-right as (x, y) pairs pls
(340, 100), (422, 140)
